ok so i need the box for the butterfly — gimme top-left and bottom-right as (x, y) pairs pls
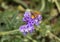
(31, 11), (40, 19)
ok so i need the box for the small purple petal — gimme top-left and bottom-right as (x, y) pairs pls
(37, 15), (42, 21)
(34, 19), (39, 26)
(24, 11), (31, 17)
(23, 32), (27, 35)
(19, 25), (27, 32)
(23, 17), (31, 22)
(27, 19), (35, 26)
(29, 29), (34, 33)
(28, 26), (34, 31)
(19, 24), (34, 34)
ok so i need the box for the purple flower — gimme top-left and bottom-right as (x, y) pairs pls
(34, 19), (39, 26)
(37, 15), (42, 21)
(19, 25), (27, 32)
(34, 15), (42, 26)
(19, 24), (34, 35)
(27, 19), (35, 26)
(23, 17), (31, 22)
(23, 11), (42, 26)
(23, 10), (31, 22)
(24, 10), (31, 17)
(19, 9), (42, 35)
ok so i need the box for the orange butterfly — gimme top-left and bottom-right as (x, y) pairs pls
(31, 11), (40, 19)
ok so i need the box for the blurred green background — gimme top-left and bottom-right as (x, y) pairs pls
(0, 0), (60, 42)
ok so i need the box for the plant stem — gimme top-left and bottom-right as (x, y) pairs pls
(40, 0), (45, 12)
(47, 31), (60, 41)
(0, 29), (19, 36)
(54, 0), (60, 12)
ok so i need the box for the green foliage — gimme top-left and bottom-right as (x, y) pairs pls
(0, 0), (60, 42)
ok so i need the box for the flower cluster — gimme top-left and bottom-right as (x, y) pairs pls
(19, 9), (42, 35)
